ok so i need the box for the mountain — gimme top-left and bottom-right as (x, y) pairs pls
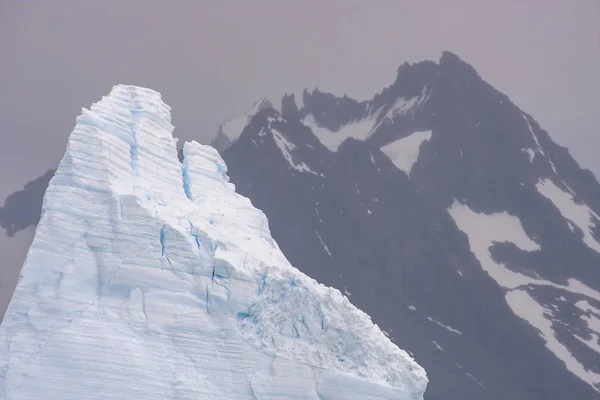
(2, 52), (600, 400)
(0, 170), (54, 321)
(0, 85), (426, 399)
(211, 52), (600, 399)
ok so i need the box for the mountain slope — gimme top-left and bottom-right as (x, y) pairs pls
(2, 52), (599, 400)
(215, 52), (600, 399)
(0, 85), (427, 400)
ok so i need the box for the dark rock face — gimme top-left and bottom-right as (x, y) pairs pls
(0, 171), (54, 320)
(0, 169), (54, 237)
(2, 52), (600, 399)
(220, 52), (600, 399)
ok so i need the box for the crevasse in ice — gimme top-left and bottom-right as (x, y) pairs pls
(0, 85), (427, 399)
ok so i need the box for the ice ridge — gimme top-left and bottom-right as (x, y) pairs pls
(0, 85), (427, 399)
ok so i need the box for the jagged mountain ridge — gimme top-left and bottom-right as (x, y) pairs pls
(214, 51), (600, 399)
(1, 51), (600, 399)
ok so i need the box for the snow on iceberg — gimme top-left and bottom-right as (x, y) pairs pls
(0, 85), (427, 399)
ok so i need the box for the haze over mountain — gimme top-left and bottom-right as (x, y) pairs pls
(212, 52), (600, 399)
(2, 2), (599, 205)
(1, 52), (600, 399)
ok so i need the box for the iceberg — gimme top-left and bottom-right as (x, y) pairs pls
(0, 85), (427, 399)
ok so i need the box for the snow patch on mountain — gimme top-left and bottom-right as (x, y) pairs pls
(272, 129), (320, 176)
(576, 300), (600, 317)
(302, 108), (384, 152)
(0, 85), (427, 400)
(387, 87), (430, 119)
(315, 230), (332, 257)
(522, 148), (536, 162)
(523, 114), (545, 156)
(381, 131), (432, 177)
(536, 179), (600, 253)
(426, 316), (463, 336)
(448, 201), (541, 289)
(450, 199), (600, 391)
(506, 289), (600, 391)
(574, 300), (600, 354)
(291, 90), (305, 109)
(576, 333), (600, 355)
(574, 316), (600, 355)
(373, 87), (431, 133)
(448, 201), (600, 297)
(214, 98), (274, 150)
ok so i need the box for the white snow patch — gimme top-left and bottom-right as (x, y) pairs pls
(465, 372), (485, 388)
(220, 114), (248, 142)
(549, 158), (559, 175)
(370, 151), (376, 164)
(448, 200), (600, 304)
(444, 325), (463, 335)
(576, 300), (600, 335)
(523, 114), (545, 155)
(523, 113), (558, 174)
(292, 90), (304, 109)
(427, 316), (463, 336)
(315, 230), (332, 257)
(380, 130), (432, 177)
(576, 300), (600, 316)
(457, 270), (463, 277)
(381, 87), (430, 122)
(408, 305), (416, 311)
(219, 98), (273, 145)
(536, 179), (600, 253)
(432, 341), (444, 351)
(522, 148), (536, 162)
(344, 287), (352, 297)
(448, 200), (540, 289)
(301, 108), (384, 152)
(523, 113), (560, 174)
(506, 290), (600, 390)
(564, 279), (600, 303)
(575, 333), (600, 354)
(584, 313), (600, 334)
(272, 129), (319, 176)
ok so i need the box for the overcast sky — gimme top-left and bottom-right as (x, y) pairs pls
(1, 0), (599, 202)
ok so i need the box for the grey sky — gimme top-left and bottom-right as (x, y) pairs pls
(1, 0), (599, 202)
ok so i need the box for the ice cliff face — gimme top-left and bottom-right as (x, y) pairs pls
(0, 85), (427, 399)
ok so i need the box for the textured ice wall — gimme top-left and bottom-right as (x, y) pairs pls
(0, 85), (427, 400)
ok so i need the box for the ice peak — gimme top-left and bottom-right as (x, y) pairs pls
(0, 85), (427, 399)
(104, 84), (172, 121)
